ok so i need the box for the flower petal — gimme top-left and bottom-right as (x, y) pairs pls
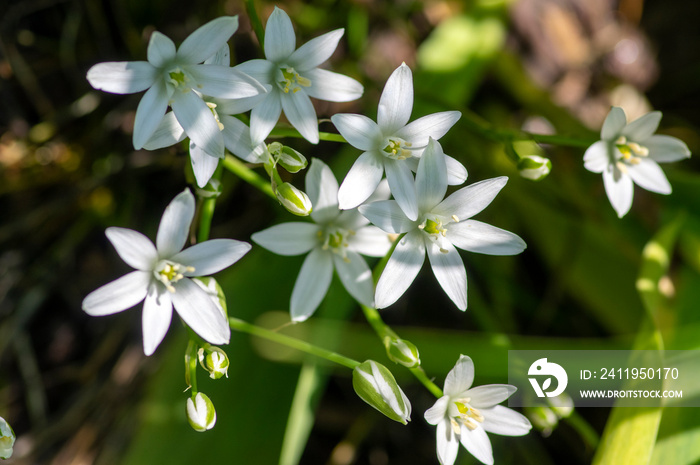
(459, 426), (494, 465)
(622, 111), (662, 142)
(331, 113), (382, 151)
(583, 140), (611, 173)
(203, 44), (230, 66)
(602, 165), (634, 218)
(251, 222), (320, 256)
(359, 200), (414, 234)
(304, 68), (364, 102)
(142, 282), (173, 356)
(143, 112), (187, 150)
(177, 16), (239, 64)
(233, 59), (276, 85)
(250, 93), (282, 145)
(426, 240), (467, 311)
(627, 158), (671, 194)
(188, 66), (268, 99)
(385, 158), (418, 221)
(289, 29), (343, 70)
(172, 239), (251, 276)
(349, 226), (393, 257)
(444, 355), (475, 396)
(307, 159), (340, 224)
(433, 177), (507, 221)
(480, 405), (532, 436)
(291, 248), (333, 321)
(424, 396), (450, 425)
(415, 138), (448, 212)
(171, 278), (230, 344)
(445, 155), (468, 185)
(264, 7), (296, 62)
(133, 80), (169, 149)
(600, 106), (627, 140)
(105, 227), (158, 270)
(645, 135), (692, 162)
(436, 419), (460, 465)
(147, 32), (176, 67)
(281, 90), (319, 144)
(338, 151), (384, 210)
(333, 251), (374, 307)
(189, 141), (220, 188)
(395, 111), (461, 146)
(156, 189), (195, 257)
(448, 220), (526, 256)
(466, 385), (517, 408)
(377, 63), (413, 134)
(219, 115), (264, 163)
(86, 61), (157, 94)
(82, 271), (150, 316)
(171, 90), (224, 158)
(375, 231), (425, 309)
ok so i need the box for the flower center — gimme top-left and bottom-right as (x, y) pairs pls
(614, 136), (648, 174)
(418, 214), (459, 253)
(450, 398), (485, 433)
(154, 260), (195, 293)
(382, 137), (412, 160)
(206, 102), (224, 131)
(167, 67), (191, 89)
(318, 227), (355, 262)
(278, 67), (311, 94)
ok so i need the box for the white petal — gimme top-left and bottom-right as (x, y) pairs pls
(377, 63), (413, 134)
(264, 7), (296, 62)
(459, 426), (494, 465)
(424, 396), (450, 425)
(281, 91), (319, 144)
(251, 222), (320, 256)
(233, 59), (276, 85)
(444, 355), (475, 397)
(415, 138), (447, 212)
(645, 135), (692, 162)
(349, 226), (393, 257)
(622, 111), (662, 142)
(189, 141), (220, 188)
(142, 283), (173, 356)
(333, 251), (374, 307)
(601, 106), (627, 140)
(132, 80), (169, 149)
(627, 158), (671, 194)
(82, 271), (150, 316)
(358, 200), (414, 234)
(177, 16), (239, 64)
(86, 61), (157, 94)
(189, 66), (268, 99)
(480, 405), (532, 437)
(445, 155), (468, 185)
(172, 239), (251, 275)
(147, 32), (176, 67)
(331, 113), (382, 151)
(217, 93), (268, 115)
(427, 240), (467, 311)
(385, 158), (418, 221)
(157, 189), (195, 257)
(250, 93), (282, 145)
(143, 112), (186, 150)
(171, 278), (230, 344)
(375, 231), (425, 308)
(583, 140), (611, 173)
(105, 227), (158, 270)
(171, 90), (224, 158)
(204, 44), (230, 66)
(433, 177), (507, 221)
(395, 111), (461, 146)
(436, 420), (460, 465)
(448, 220), (526, 256)
(337, 151), (384, 210)
(307, 159), (340, 224)
(291, 248), (333, 321)
(466, 385), (517, 408)
(219, 115), (262, 162)
(304, 68), (364, 102)
(602, 165), (634, 218)
(289, 29), (343, 70)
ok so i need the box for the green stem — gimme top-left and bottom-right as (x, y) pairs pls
(185, 339), (199, 394)
(221, 155), (276, 199)
(410, 367), (444, 398)
(269, 127), (347, 143)
(229, 317), (361, 370)
(197, 193), (217, 243)
(245, 0), (265, 48)
(563, 410), (600, 450)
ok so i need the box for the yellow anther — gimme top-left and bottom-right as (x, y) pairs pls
(450, 418), (461, 435)
(279, 67), (311, 94)
(451, 215), (459, 223)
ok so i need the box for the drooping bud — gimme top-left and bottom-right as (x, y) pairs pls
(352, 360), (411, 425)
(186, 392), (217, 432)
(275, 182), (312, 216)
(384, 336), (421, 368)
(268, 142), (308, 173)
(0, 417), (15, 459)
(198, 345), (230, 379)
(517, 155), (551, 181)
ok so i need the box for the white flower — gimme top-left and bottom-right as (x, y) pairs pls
(360, 138), (525, 310)
(584, 106), (691, 218)
(229, 7), (362, 145)
(332, 63), (466, 221)
(82, 189), (251, 355)
(0, 416), (15, 460)
(87, 16), (268, 155)
(424, 355), (532, 465)
(251, 158), (392, 321)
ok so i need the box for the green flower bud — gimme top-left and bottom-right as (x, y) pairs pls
(526, 406), (558, 436)
(186, 392), (217, 432)
(548, 392), (574, 418)
(0, 417), (15, 459)
(268, 142), (308, 173)
(195, 178), (222, 199)
(275, 182), (312, 216)
(384, 336), (421, 368)
(352, 360), (411, 425)
(517, 155), (551, 181)
(198, 345), (230, 379)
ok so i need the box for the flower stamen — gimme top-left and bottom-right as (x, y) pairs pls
(319, 228), (354, 262)
(155, 261), (194, 293)
(206, 102), (225, 131)
(615, 136), (649, 167)
(279, 67), (311, 94)
(382, 138), (412, 160)
(453, 398), (484, 432)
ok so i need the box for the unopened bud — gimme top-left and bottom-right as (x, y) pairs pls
(198, 345), (230, 379)
(526, 406), (559, 436)
(268, 142), (308, 173)
(548, 392), (574, 418)
(186, 392), (217, 432)
(385, 336), (420, 368)
(352, 360), (411, 425)
(275, 182), (312, 216)
(0, 417), (15, 459)
(518, 155), (551, 181)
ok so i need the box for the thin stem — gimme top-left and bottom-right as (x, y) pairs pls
(245, 0), (265, 49)
(410, 367), (443, 398)
(564, 410), (600, 450)
(229, 317), (361, 370)
(185, 339), (199, 394)
(221, 155), (276, 199)
(197, 196), (216, 243)
(269, 127), (347, 143)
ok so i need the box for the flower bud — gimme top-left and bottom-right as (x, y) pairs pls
(186, 392), (217, 432)
(548, 392), (574, 418)
(384, 336), (420, 368)
(268, 142), (308, 173)
(526, 406), (559, 436)
(275, 182), (312, 216)
(195, 178), (222, 199)
(0, 417), (15, 459)
(198, 345), (230, 379)
(352, 360), (411, 425)
(517, 155), (551, 181)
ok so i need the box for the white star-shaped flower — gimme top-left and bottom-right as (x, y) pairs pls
(332, 63), (466, 221)
(82, 189), (251, 355)
(87, 16), (267, 156)
(424, 355), (532, 465)
(584, 106), (691, 217)
(360, 138), (525, 310)
(232, 7), (364, 145)
(251, 158), (392, 321)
